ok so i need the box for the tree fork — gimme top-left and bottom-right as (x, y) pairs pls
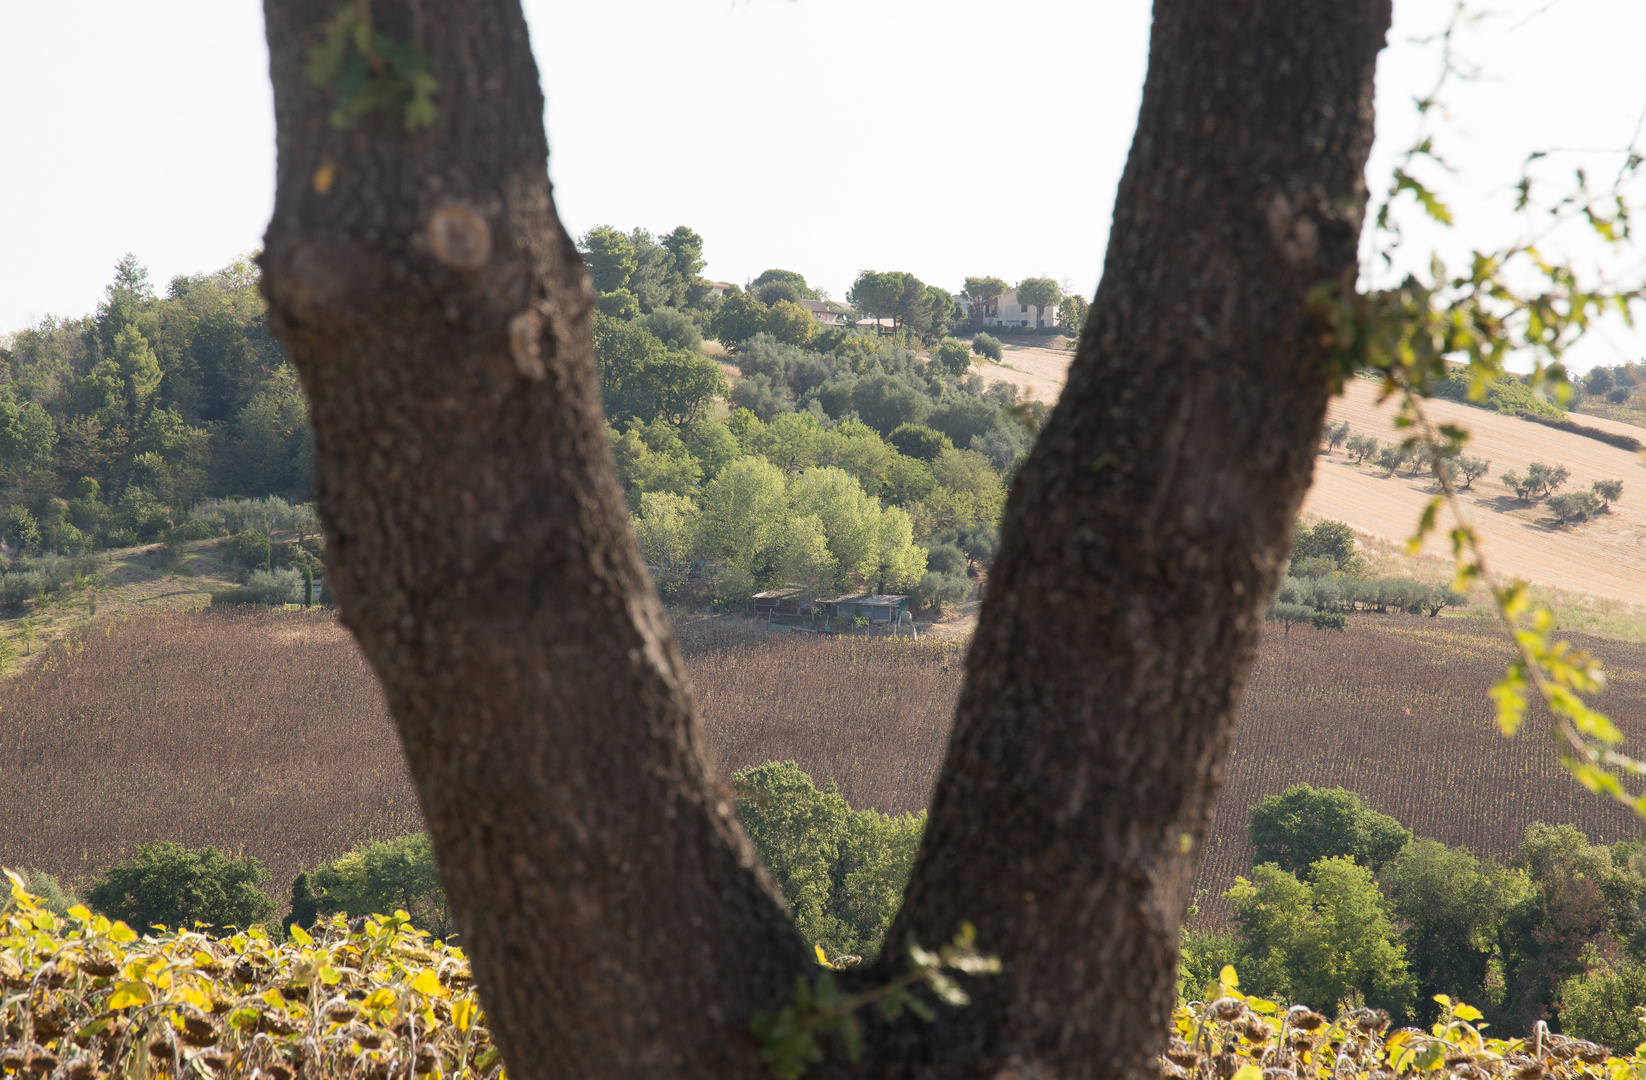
(259, 0), (1389, 1078)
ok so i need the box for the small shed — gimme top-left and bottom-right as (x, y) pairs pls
(753, 588), (813, 618)
(822, 594), (911, 624)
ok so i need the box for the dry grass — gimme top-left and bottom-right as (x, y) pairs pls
(678, 616), (964, 814)
(0, 608), (418, 900)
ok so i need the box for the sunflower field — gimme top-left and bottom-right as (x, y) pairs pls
(0, 871), (500, 1079)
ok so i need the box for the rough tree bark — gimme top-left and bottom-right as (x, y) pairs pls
(258, 2), (1388, 1079)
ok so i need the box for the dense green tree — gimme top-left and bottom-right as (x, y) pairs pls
(925, 447), (1007, 526)
(732, 761), (924, 960)
(1559, 955), (1646, 1049)
(610, 421), (702, 509)
(750, 269), (817, 302)
(312, 833), (453, 939)
(962, 276), (1009, 328)
(639, 307), (703, 352)
(631, 491), (702, 569)
(927, 396), (1000, 448)
(1248, 784), (1412, 875)
(662, 226), (707, 289)
(933, 339), (973, 378)
(697, 456), (788, 574)
(1291, 519), (1358, 572)
(597, 288), (641, 320)
(850, 374), (930, 435)
(706, 290), (770, 346)
(1015, 277), (1063, 330)
(1382, 840), (1533, 1018)
(889, 423), (953, 462)
(1228, 857), (1416, 1017)
(591, 313), (726, 428)
(87, 842), (275, 932)
(624, 228), (681, 312)
(229, 366), (313, 499)
(1055, 295), (1090, 336)
(789, 466), (885, 581)
(847, 270), (915, 334)
(581, 225), (638, 294)
(764, 300), (820, 347)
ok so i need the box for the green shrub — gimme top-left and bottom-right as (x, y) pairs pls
(889, 423), (953, 463)
(1559, 953), (1646, 1050)
(732, 761), (924, 959)
(3, 505), (40, 555)
(1248, 784), (1412, 876)
(971, 333), (1003, 362)
(226, 527), (272, 570)
(1228, 857), (1416, 1018)
(210, 587), (262, 607)
(1265, 602), (1314, 634)
(15, 868), (83, 916)
(311, 833), (453, 939)
(167, 518), (217, 542)
(933, 339), (973, 377)
(86, 842), (275, 932)
(1179, 927), (1240, 998)
(246, 567), (302, 604)
(912, 571), (971, 615)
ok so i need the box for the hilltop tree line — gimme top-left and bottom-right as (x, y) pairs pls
(580, 236), (1053, 608)
(0, 231), (1070, 570)
(1182, 784), (1646, 1050)
(0, 256), (312, 553)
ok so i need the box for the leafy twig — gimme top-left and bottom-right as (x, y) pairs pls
(752, 924), (1000, 1079)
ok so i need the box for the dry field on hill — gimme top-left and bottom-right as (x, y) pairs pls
(1307, 377), (1646, 602)
(957, 352), (1646, 606)
(1191, 616), (1646, 927)
(971, 340), (1075, 404)
(10, 607), (1645, 929)
(0, 609), (419, 899)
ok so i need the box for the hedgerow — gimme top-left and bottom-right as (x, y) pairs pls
(0, 871), (499, 1079)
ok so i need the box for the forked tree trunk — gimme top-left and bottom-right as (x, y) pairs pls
(259, 2), (1388, 1079)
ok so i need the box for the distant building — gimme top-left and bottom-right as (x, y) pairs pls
(798, 299), (854, 328)
(972, 288), (1037, 329)
(705, 281), (736, 299)
(753, 588), (814, 618)
(821, 594), (911, 624)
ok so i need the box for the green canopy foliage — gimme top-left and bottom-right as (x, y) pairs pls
(86, 842), (275, 933)
(1248, 783), (1413, 876)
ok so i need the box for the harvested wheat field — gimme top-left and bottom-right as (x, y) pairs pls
(1309, 377), (1646, 602)
(0, 609), (419, 898)
(7, 608), (1643, 927)
(1192, 615), (1646, 927)
(677, 617), (965, 813)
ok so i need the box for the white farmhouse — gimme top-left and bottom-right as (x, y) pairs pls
(972, 289), (1039, 329)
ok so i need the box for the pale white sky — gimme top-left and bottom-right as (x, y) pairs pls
(2, 0), (1643, 369)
